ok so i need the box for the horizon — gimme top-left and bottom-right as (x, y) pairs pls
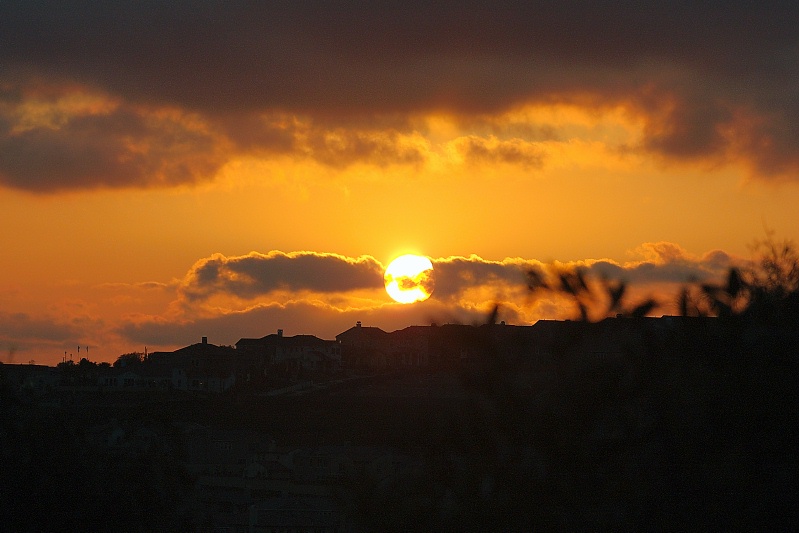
(3, 311), (725, 368)
(3, 316), (540, 366)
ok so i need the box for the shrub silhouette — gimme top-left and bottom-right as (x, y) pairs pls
(364, 237), (799, 531)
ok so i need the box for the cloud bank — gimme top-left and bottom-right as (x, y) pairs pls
(178, 251), (385, 302)
(2, 1), (798, 191)
(176, 243), (735, 306)
(125, 244), (736, 345)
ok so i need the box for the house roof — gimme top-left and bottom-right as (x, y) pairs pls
(335, 324), (388, 341)
(237, 333), (335, 347)
(172, 342), (236, 356)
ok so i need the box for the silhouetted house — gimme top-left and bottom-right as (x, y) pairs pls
(524, 319), (588, 360)
(336, 321), (390, 368)
(98, 363), (173, 390)
(524, 315), (723, 362)
(171, 366), (236, 392)
(338, 322), (541, 368)
(97, 337), (237, 392)
(153, 337), (237, 392)
(427, 323), (499, 366)
(97, 371), (119, 388)
(236, 330), (341, 375)
(388, 325), (431, 367)
(645, 314), (731, 360)
(340, 316), (730, 372)
(0, 363), (59, 397)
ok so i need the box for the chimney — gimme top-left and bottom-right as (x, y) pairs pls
(356, 321), (361, 328)
(202, 336), (208, 344)
(277, 329), (283, 337)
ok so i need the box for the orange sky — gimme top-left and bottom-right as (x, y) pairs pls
(1, 2), (799, 365)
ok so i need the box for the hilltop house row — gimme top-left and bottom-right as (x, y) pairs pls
(2, 315), (720, 395)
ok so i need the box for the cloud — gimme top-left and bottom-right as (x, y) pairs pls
(432, 255), (531, 299)
(0, 311), (92, 361)
(176, 246), (736, 310)
(303, 128), (428, 168)
(177, 250), (540, 307)
(178, 251), (385, 302)
(95, 281), (172, 291)
(0, 311), (82, 342)
(0, 87), (436, 191)
(632, 87), (799, 179)
(0, 91), (228, 191)
(450, 136), (546, 168)
(4, 1), (793, 112)
(1, 1), (798, 189)
(581, 242), (736, 285)
(630, 241), (692, 264)
(434, 249), (732, 302)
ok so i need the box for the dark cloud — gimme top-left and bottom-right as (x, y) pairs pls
(4, 1), (794, 111)
(2, 0), (798, 187)
(177, 248), (736, 306)
(0, 101), (226, 191)
(580, 242), (734, 285)
(453, 136), (545, 168)
(170, 242), (746, 318)
(432, 246), (736, 304)
(0, 311), (82, 343)
(179, 251), (385, 301)
(431, 256), (528, 299)
(304, 128), (426, 168)
(587, 258), (727, 285)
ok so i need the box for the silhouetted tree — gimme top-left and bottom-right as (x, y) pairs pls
(686, 235), (799, 324)
(113, 352), (145, 368)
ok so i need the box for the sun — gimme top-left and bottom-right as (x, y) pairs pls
(384, 254), (435, 304)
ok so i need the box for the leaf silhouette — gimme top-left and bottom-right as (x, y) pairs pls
(678, 287), (689, 317)
(727, 268), (743, 298)
(486, 304), (500, 325)
(631, 299), (657, 318)
(607, 280), (627, 313)
(526, 268), (548, 292)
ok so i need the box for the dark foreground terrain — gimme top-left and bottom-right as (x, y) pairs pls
(2, 323), (799, 531)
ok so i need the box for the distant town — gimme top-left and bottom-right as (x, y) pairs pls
(2, 315), (717, 398)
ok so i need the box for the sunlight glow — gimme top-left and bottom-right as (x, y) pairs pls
(384, 254), (435, 304)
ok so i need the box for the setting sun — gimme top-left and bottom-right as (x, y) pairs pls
(384, 254), (435, 304)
